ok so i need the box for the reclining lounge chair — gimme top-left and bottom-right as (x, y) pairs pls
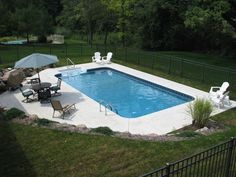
(50, 100), (76, 118)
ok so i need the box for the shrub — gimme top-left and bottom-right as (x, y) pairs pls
(35, 118), (53, 126)
(4, 108), (25, 120)
(176, 130), (202, 138)
(91, 127), (114, 136)
(187, 98), (213, 128)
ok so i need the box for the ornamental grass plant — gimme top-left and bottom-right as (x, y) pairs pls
(187, 98), (214, 128)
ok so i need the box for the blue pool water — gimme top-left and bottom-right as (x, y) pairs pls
(1, 40), (26, 45)
(60, 68), (194, 118)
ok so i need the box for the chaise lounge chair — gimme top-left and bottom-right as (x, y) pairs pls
(210, 91), (230, 108)
(50, 100), (76, 118)
(209, 82), (229, 97)
(92, 52), (102, 64)
(102, 52), (113, 64)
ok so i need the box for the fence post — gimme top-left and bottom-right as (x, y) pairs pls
(165, 163), (171, 177)
(80, 44), (83, 56)
(65, 43), (68, 57)
(137, 53), (140, 65)
(180, 59), (183, 77)
(16, 45), (19, 59)
(152, 57), (155, 70)
(168, 57), (171, 74)
(105, 44), (107, 54)
(202, 65), (205, 83)
(225, 137), (234, 177)
(125, 47), (127, 62)
(49, 45), (52, 54)
(228, 71), (231, 82)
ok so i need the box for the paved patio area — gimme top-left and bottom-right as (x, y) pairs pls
(0, 62), (235, 135)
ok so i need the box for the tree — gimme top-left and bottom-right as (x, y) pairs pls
(14, 4), (53, 43)
(42, 0), (62, 25)
(57, 0), (80, 31)
(0, 0), (17, 36)
(223, 0), (236, 31)
(184, 0), (235, 50)
(102, 0), (137, 47)
(130, 0), (190, 50)
(75, 0), (107, 45)
(98, 2), (117, 45)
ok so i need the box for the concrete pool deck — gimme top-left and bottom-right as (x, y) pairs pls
(0, 62), (235, 135)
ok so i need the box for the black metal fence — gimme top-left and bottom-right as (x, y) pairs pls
(141, 138), (236, 177)
(1, 43), (236, 90)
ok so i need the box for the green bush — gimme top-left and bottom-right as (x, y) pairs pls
(91, 127), (114, 136)
(4, 108), (25, 120)
(187, 98), (213, 128)
(176, 130), (202, 138)
(35, 118), (53, 126)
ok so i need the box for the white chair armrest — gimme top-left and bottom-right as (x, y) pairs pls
(209, 86), (220, 93)
(102, 56), (107, 60)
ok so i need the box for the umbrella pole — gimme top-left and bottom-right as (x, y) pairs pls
(37, 69), (41, 84)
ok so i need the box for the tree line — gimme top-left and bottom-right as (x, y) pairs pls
(0, 0), (236, 54)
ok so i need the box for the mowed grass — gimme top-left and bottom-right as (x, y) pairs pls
(1, 43), (236, 176)
(1, 43), (236, 98)
(0, 108), (236, 177)
(1, 43), (235, 99)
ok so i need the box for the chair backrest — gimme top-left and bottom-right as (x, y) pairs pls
(107, 52), (113, 60)
(31, 78), (41, 85)
(19, 87), (24, 94)
(57, 78), (62, 87)
(220, 82), (229, 92)
(94, 52), (101, 59)
(50, 100), (63, 111)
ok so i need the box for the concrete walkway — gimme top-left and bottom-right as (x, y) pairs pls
(0, 62), (235, 135)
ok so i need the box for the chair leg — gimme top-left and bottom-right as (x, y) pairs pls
(52, 110), (55, 118)
(22, 96), (32, 103)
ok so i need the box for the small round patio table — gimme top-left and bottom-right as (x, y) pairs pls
(31, 82), (52, 92)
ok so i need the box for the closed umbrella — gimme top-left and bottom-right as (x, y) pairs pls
(14, 53), (59, 80)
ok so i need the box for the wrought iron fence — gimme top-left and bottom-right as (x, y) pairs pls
(1, 43), (236, 90)
(141, 138), (236, 177)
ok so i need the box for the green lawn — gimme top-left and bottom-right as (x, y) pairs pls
(1, 43), (236, 176)
(1, 44), (236, 93)
(0, 108), (236, 177)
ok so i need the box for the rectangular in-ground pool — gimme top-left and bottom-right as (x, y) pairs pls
(58, 68), (194, 118)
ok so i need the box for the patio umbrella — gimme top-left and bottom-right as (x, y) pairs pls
(14, 53), (59, 80)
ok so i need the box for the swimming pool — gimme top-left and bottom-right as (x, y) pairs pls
(1, 40), (27, 45)
(59, 68), (194, 118)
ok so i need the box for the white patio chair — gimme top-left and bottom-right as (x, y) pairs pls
(102, 52), (113, 64)
(209, 82), (229, 98)
(92, 52), (102, 63)
(210, 91), (230, 108)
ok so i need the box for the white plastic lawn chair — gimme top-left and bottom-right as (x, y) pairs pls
(209, 82), (229, 98)
(92, 52), (102, 63)
(210, 91), (231, 108)
(102, 52), (113, 64)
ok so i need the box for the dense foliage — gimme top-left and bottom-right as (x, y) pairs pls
(0, 0), (236, 53)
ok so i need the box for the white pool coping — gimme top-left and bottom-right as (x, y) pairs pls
(0, 62), (235, 135)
